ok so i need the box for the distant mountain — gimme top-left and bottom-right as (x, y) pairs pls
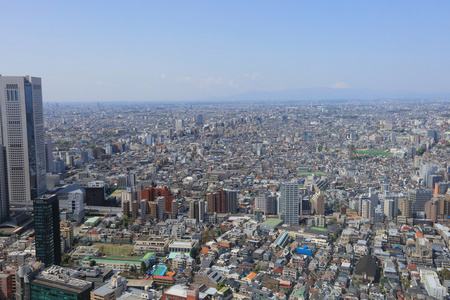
(196, 87), (450, 103)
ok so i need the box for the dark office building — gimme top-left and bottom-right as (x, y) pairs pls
(85, 186), (106, 206)
(33, 194), (61, 267)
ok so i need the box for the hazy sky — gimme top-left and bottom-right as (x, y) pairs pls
(1, 1), (449, 102)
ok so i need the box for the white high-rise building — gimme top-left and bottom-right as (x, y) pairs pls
(255, 195), (267, 214)
(175, 119), (184, 131)
(0, 76), (47, 208)
(280, 181), (299, 225)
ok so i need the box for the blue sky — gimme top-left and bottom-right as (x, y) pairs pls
(1, 1), (449, 102)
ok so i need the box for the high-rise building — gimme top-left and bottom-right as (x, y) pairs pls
(427, 129), (438, 143)
(266, 195), (277, 215)
(0, 146), (9, 223)
(44, 139), (53, 173)
(171, 199), (178, 219)
(226, 190), (238, 214)
(0, 76), (47, 208)
(255, 195), (267, 213)
(33, 194), (61, 267)
(408, 189), (433, 216)
(175, 119), (184, 131)
(311, 192), (325, 215)
(280, 181), (299, 225)
(198, 199), (205, 222)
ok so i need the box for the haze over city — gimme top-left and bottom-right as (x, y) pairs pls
(2, 1), (450, 102)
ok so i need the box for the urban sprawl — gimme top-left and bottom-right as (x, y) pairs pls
(1, 76), (450, 300)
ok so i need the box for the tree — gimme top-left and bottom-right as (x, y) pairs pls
(254, 265), (260, 273)
(416, 147), (426, 156)
(140, 261), (147, 274)
(216, 282), (225, 290)
(89, 260), (96, 267)
(190, 247), (199, 259)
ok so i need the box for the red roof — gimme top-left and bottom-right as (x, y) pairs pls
(273, 266), (284, 273)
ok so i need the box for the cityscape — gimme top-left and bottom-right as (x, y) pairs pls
(1, 1), (450, 300)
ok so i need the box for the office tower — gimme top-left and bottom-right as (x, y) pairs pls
(140, 199), (147, 218)
(195, 114), (204, 126)
(0, 76), (47, 208)
(45, 139), (53, 173)
(117, 175), (128, 188)
(171, 199), (178, 218)
(435, 182), (450, 195)
(408, 189), (433, 215)
(407, 146), (416, 160)
(226, 190), (238, 214)
(33, 194), (61, 267)
(80, 151), (89, 163)
(280, 181), (299, 225)
(399, 197), (412, 218)
(427, 129), (438, 143)
(0, 146), (9, 223)
(175, 119), (184, 131)
(79, 180), (106, 206)
(266, 195), (277, 215)
(157, 196), (165, 221)
(311, 192), (325, 215)
(53, 157), (65, 173)
(255, 195), (267, 214)
(198, 199), (205, 222)
(189, 200), (197, 220)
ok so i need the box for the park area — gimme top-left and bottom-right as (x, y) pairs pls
(355, 149), (392, 157)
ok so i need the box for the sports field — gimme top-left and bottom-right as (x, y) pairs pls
(93, 244), (134, 256)
(355, 149), (391, 157)
(298, 172), (325, 175)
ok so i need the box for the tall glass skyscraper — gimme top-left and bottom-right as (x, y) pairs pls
(280, 181), (299, 225)
(34, 194), (61, 267)
(0, 76), (47, 210)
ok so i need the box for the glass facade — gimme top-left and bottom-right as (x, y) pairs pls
(25, 81), (37, 199)
(34, 195), (61, 266)
(30, 284), (78, 300)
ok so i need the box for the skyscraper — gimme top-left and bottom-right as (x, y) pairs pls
(0, 76), (47, 209)
(280, 181), (299, 225)
(0, 146), (9, 223)
(34, 194), (61, 267)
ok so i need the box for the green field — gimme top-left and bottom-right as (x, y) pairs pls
(93, 244), (134, 256)
(298, 172), (325, 176)
(311, 227), (328, 231)
(355, 149), (391, 157)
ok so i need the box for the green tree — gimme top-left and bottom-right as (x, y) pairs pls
(254, 265), (260, 273)
(190, 247), (199, 259)
(140, 261), (147, 274)
(89, 260), (96, 267)
(216, 282), (225, 290)
(416, 147), (426, 156)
